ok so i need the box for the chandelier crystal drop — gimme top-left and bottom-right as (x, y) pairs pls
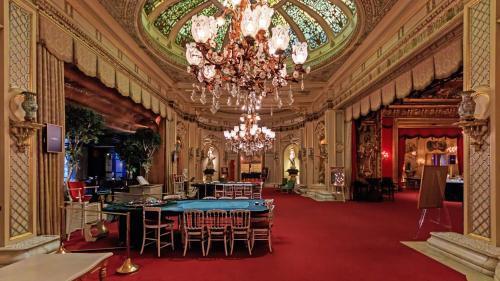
(224, 113), (276, 155)
(186, 0), (310, 114)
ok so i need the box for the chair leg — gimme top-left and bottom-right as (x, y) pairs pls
(230, 234), (234, 255)
(140, 228), (146, 255)
(66, 207), (72, 241)
(268, 232), (273, 253)
(157, 229), (161, 258)
(201, 233), (206, 257)
(223, 233), (228, 256)
(247, 234), (252, 255)
(183, 233), (189, 256)
(206, 235), (211, 257)
(170, 227), (175, 251)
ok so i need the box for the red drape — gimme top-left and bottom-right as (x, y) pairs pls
(381, 117), (394, 178)
(397, 137), (406, 187)
(351, 122), (357, 182)
(398, 128), (462, 139)
(457, 134), (464, 175)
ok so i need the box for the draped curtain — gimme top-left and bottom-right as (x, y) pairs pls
(351, 122), (357, 182)
(381, 117), (394, 178)
(36, 44), (65, 235)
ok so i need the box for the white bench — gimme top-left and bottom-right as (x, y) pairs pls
(0, 252), (113, 281)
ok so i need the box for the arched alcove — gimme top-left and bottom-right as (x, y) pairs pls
(283, 143), (301, 184)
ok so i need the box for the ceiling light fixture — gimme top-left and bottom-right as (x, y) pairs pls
(186, 0), (310, 114)
(224, 113), (276, 155)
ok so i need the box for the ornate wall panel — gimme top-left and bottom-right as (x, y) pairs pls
(469, 0), (490, 88)
(9, 137), (31, 237)
(465, 0), (491, 239)
(469, 139), (491, 237)
(9, 1), (32, 90)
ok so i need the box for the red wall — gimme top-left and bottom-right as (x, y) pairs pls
(381, 117), (394, 178)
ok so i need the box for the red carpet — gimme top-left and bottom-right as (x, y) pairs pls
(67, 190), (465, 281)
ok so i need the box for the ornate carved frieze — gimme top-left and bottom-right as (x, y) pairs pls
(382, 106), (459, 119)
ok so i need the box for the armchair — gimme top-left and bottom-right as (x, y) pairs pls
(66, 181), (101, 240)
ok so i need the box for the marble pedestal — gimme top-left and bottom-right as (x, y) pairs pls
(0, 235), (60, 267)
(427, 232), (500, 279)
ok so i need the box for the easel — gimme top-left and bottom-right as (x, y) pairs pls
(414, 166), (452, 239)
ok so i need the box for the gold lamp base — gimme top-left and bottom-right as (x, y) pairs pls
(116, 258), (140, 274)
(55, 242), (70, 254)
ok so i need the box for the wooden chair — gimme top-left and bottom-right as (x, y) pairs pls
(251, 205), (275, 253)
(205, 210), (230, 256)
(243, 186), (252, 198)
(183, 210), (206, 256)
(224, 185), (234, 198)
(229, 209), (252, 255)
(252, 183), (263, 199)
(66, 182), (100, 241)
(234, 185), (244, 197)
(380, 177), (396, 201)
(214, 184), (225, 198)
(140, 207), (175, 257)
(173, 174), (185, 197)
(280, 180), (295, 194)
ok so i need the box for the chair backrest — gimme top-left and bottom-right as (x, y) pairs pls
(252, 183), (263, 199)
(143, 207), (162, 227)
(264, 199), (274, 208)
(219, 196), (233, 200)
(230, 209), (251, 229)
(214, 184), (225, 198)
(205, 210), (228, 230)
(224, 185), (234, 197)
(67, 181), (85, 202)
(235, 196), (249, 200)
(203, 196), (217, 200)
(183, 209), (204, 230)
(243, 186), (252, 197)
(234, 186), (243, 197)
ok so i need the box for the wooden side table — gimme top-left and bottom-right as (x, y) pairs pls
(0, 252), (113, 281)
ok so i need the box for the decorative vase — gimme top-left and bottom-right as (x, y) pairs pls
(21, 91), (38, 122)
(458, 90), (476, 121)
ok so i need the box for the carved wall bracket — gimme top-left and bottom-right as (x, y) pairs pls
(454, 119), (489, 150)
(9, 119), (44, 153)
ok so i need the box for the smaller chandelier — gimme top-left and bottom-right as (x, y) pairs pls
(224, 113), (276, 155)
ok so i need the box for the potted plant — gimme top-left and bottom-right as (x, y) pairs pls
(65, 104), (104, 181)
(134, 128), (161, 180)
(115, 133), (142, 180)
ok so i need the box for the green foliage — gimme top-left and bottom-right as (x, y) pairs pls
(65, 104), (104, 180)
(115, 128), (161, 179)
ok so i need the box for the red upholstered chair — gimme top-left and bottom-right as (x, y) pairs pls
(66, 182), (100, 241)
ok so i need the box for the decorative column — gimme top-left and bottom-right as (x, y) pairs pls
(326, 110), (346, 184)
(426, 1), (500, 279)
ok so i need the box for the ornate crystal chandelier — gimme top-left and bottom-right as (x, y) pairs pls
(186, 0), (310, 114)
(224, 113), (276, 155)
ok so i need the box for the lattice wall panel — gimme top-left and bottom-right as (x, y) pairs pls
(470, 0), (490, 88)
(9, 1), (32, 91)
(469, 137), (491, 238)
(9, 137), (31, 237)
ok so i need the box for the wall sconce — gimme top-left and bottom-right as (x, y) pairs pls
(381, 151), (389, 160)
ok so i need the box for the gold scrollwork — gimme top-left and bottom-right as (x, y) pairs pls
(9, 119), (44, 153)
(454, 119), (489, 150)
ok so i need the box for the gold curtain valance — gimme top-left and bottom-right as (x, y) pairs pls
(396, 71), (413, 98)
(360, 96), (371, 116)
(434, 40), (462, 79)
(382, 82), (395, 105)
(130, 80), (142, 103)
(412, 57), (434, 91)
(352, 101), (361, 120)
(369, 89), (381, 111)
(39, 16), (73, 63)
(74, 42), (97, 77)
(345, 105), (353, 122)
(142, 90), (152, 109)
(97, 57), (116, 88)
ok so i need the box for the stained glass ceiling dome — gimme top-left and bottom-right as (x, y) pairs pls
(140, 0), (358, 70)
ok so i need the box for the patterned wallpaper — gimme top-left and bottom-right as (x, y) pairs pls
(468, 0), (491, 238)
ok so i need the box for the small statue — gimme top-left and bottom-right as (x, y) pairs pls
(289, 147), (296, 169)
(206, 147), (216, 170)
